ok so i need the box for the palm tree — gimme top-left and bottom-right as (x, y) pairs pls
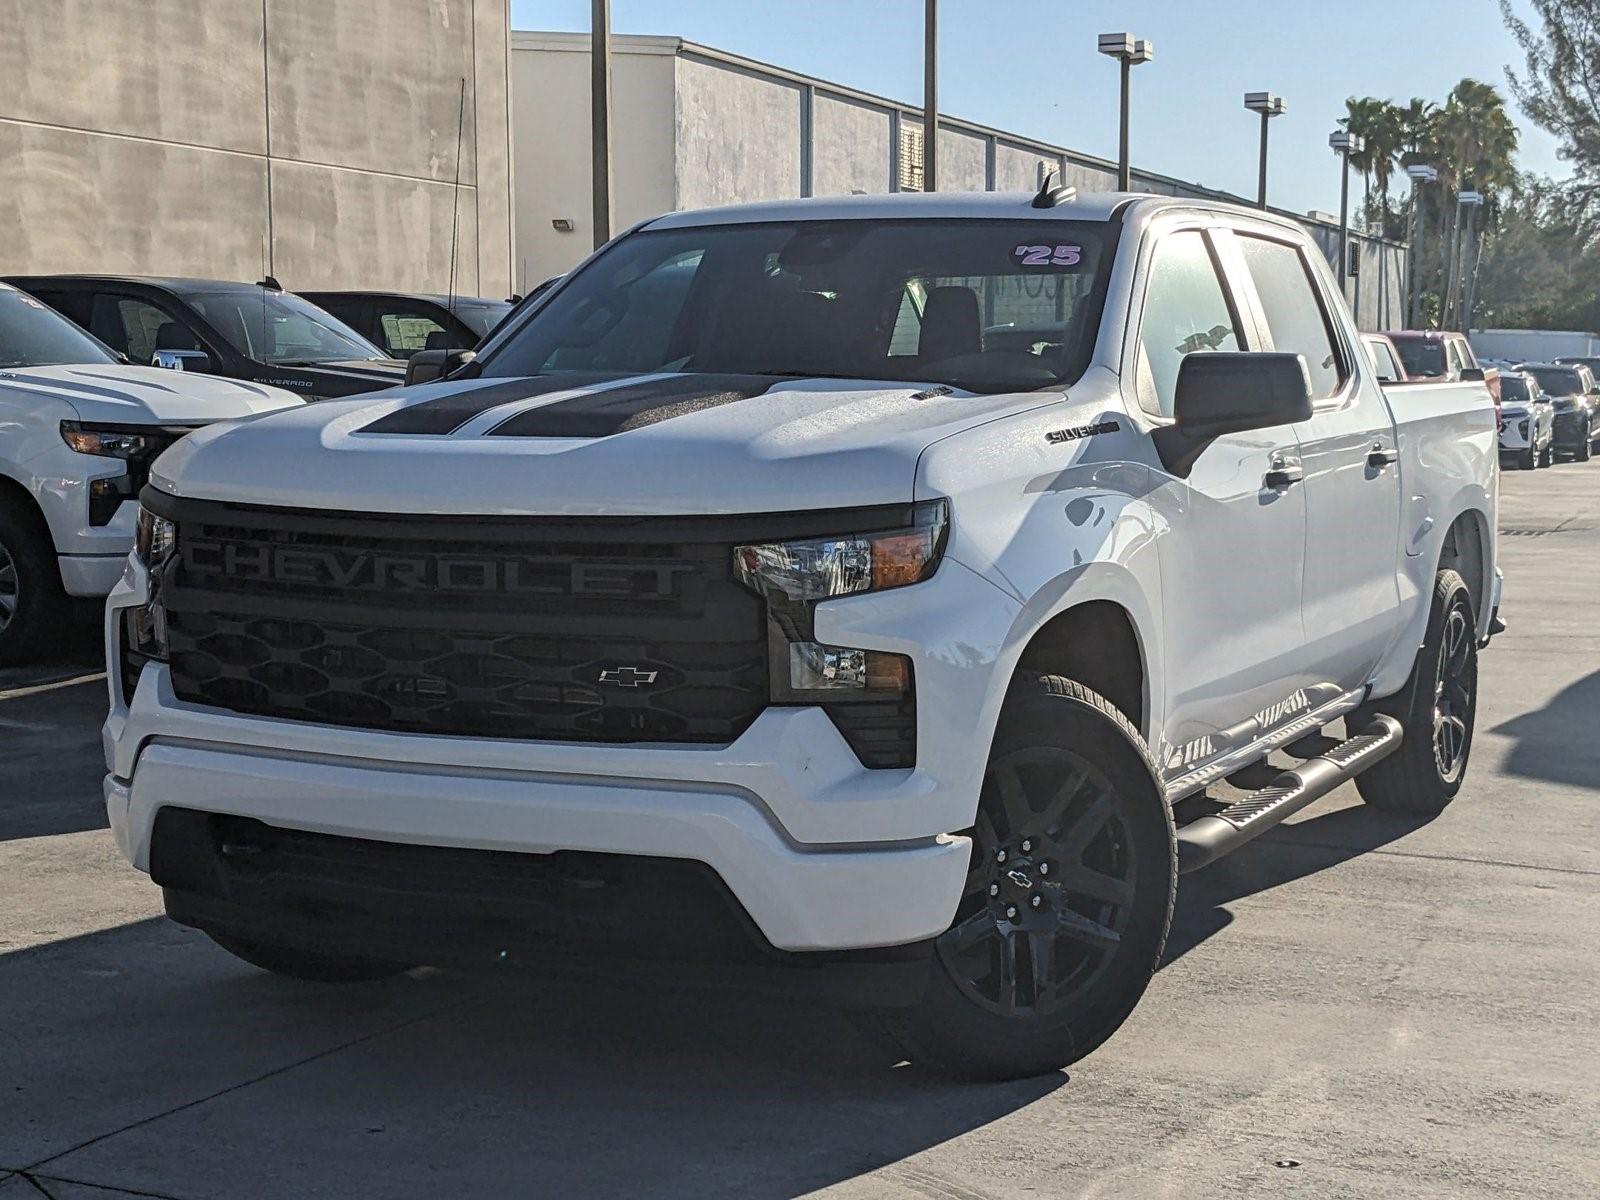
(1435, 80), (1519, 326)
(1340, 98), (1407, 233)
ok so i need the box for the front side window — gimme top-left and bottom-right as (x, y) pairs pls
(0, 287), (117, 367)
(1133, 230), (1242, 418)
(182, 289), (386, 365)
(89, 295), (179, 365)
(1238, 235), (1345, 400)
(479, 219), (1115, 394)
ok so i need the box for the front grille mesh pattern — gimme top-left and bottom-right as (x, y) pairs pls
(162, 509), (769, 745)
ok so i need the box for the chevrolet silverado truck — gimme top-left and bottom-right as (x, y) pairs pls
(0, 283), (301, 663)
(104, 188), (1499, 1080)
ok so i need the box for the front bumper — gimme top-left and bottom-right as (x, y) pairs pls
(103, 554), (1022, 953)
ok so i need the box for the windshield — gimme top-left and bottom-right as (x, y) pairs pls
(479, 219), (1114, 394)
(1500, 375), (1532, 403)
(1526, 367), (1584, 396)
(0, 287), (117, 368)
(183, 288), (386, 365)
(451, 300), (511, 338)
(1393, 339), (1446, 378)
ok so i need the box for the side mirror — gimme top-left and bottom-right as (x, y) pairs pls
(152, 348), (211, 373)
(405, 347), (475, 387)
(1460, 367), (1486, 382)
(1156, 353), (1313, 477)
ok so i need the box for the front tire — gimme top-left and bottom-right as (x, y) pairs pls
(209, 933), (409, 982)
(882, 677), (1175, 1081)
(1539, 440), (1554, 468)
(0, 500), (68, 667)
(1574, 437), (1591, 463)
(1355, 569), (1478, 816)
(1518, 443), (1537, 470)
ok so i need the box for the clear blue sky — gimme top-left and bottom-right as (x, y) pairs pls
(511, 0), (1565, 215)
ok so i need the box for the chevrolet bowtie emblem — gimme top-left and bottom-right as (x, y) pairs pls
(598, 666), (659, 688)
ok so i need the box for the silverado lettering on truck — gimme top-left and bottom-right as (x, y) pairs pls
(103, 187), (1499, 1081)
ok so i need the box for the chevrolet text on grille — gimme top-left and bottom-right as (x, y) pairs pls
(182, 542), (696, 597)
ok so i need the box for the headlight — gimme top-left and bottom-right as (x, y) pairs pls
(733, 499), (948, 602)
(134, 505), (177, 567)
(61, 421), (162, 460)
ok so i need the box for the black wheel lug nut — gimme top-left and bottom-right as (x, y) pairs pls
(1021, 838), (1032, 853)
(1005, 904), (1018, 920)
(1030, 895), (1042, 909)
(988, 882), (999, 897)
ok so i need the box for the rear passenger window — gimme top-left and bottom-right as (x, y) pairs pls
(1238, 236), (1345, 401)
(1134, 230), (1242, 418)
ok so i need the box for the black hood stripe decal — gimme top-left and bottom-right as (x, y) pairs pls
(486, 373), (784, 438)
(358, 375), (618, 435)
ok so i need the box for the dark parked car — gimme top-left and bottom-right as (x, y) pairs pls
(4, 275), (405, 399)
(1519, 361), (1600, 461)
(300, 292), (512, 359)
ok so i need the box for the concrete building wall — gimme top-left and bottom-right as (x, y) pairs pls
(936, 127), (988, 192)
(509, 34), (676, 286)
(509, 33), (1408, 325)
(0, 0), (514, 296)
(674, 55), (803, 211)
(811, 95), (891, 197)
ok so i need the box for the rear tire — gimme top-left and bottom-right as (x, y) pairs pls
(209, 933), (409, 982)
(0, 499), (68, 667)
(1355, 569), (1478, 817)
(878, 676), (1175, 1081)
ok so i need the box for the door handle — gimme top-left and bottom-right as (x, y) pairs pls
(1368, 443), (1400, 469)
(1264, 455), (1305, 489)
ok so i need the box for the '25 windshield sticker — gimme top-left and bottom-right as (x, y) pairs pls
(1013, 242), (1084, 268)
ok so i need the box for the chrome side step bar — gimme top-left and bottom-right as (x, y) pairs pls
(1175, 715), (1404, 874)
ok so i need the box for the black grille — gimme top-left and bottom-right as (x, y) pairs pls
(158, 501), (771, 745)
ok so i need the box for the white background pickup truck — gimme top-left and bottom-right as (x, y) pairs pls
(105, 189), (1498, 1080)
(0, 283), (301, 662)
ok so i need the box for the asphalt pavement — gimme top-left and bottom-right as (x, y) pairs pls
(2, 467), (1597, 1199)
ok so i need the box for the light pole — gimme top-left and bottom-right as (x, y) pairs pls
(1244, 93), (1286, 209)
(1457, 190), (1485, 332)
(1099, 33), (1154, 192)
(590, 0), (612, 248)
(923, 0), (938, 191)
(1405, 164), (1437, 328)
(1329, 131), (1364, 300)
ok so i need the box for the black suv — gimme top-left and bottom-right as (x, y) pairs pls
(1522, 361), (1600, 461)
(300, 291), (512, 360)
(4, 276), (405, 399)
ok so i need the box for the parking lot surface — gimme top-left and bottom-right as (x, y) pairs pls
(3, 468), (1598, 1200)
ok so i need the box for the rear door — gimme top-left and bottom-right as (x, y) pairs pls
(1131, 221), (1311, 772)
(1231, 226), (1402, 695)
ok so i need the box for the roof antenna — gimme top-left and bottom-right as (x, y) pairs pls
(1032, 169), (1076, 209)
(447, 76), (466, 323)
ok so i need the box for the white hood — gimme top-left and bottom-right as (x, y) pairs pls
(0, 364), (302, 424)
(152, 371), (1062, 515)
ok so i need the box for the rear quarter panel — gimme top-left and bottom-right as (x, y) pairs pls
(1371, 378), (1499, 696)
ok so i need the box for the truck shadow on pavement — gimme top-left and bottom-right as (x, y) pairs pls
(1163, 800), (1432, 966)
(1486, 667), (1600, 791)
(3, 917), (1063, 1199)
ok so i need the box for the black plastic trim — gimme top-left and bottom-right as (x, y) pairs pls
(140, 487), (928, 545)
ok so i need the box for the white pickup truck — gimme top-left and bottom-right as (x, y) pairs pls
(104, 189), (1499, 1080)
(0, 284), (302, 663)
